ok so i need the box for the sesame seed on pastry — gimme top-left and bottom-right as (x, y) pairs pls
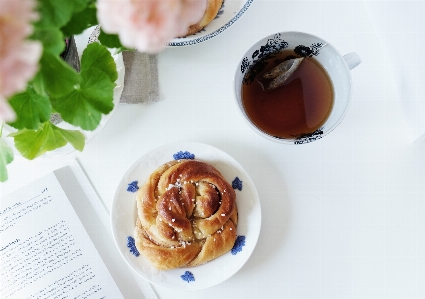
(134, 159), (238, 270)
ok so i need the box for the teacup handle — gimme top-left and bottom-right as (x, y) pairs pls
(343, 52), (362, 70)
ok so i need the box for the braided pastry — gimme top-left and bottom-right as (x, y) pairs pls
(183, 0), (224, 36)
(134, 159), (238, 270)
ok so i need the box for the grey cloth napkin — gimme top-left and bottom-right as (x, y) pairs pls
(121, 51), (159, 104)
(89, 26), (160, 104)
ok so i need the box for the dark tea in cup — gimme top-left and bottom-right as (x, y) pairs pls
(241, 49), (334, 139)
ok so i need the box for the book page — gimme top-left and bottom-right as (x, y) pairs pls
(54, 162), (155, 299)
(0, 171), (124, 299)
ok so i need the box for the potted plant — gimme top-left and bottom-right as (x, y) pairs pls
(0, 0), (208, 182)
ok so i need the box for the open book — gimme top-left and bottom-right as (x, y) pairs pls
(0, 161), (157, 299)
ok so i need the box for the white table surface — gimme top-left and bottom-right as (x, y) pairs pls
(2, 1), (425, 298)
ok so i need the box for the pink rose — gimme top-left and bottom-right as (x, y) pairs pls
(0, 0), (42, 122)
(97, 0), (207, 53)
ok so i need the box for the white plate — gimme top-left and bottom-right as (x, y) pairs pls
(167, 0), (254, 47)
(3, 28), (124, 158)
(111, 142), (261, 290)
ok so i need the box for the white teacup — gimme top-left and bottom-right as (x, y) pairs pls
(234, 32), (361, 145)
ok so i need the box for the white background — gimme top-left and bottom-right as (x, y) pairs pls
(2, 1), (425, 298)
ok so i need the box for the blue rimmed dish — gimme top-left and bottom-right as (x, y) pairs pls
(167, 0), (254, 47)
(111, 142), (261, 290)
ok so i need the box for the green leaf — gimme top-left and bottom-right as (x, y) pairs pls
(81, 42), (118, 82)
(7, 87), (51, 130)
(35, 0), (91, 29)
(30, 71), (47, 96)
(50, 69), (115, 131)
(98, 30), (122, 48)
(31, 27), (65, 56)
(57, 128), (85, 151)
(40, 51), (79, 96)
(9, 122), (85, 160)
(0, 138), (14, 182)
(35, 0), (75, 28)
(98, 29), (131, 53)
(61, 6), (97, 37)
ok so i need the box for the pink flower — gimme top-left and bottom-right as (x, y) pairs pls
(0, 0), (42, 122)
(97, 0), (207, 53)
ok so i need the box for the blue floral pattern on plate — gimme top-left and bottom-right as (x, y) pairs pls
(232, 177), (243, 191)
(126, 180), (139, 192)
(173, 151), (195, 160)
(231, 235), (246, 255)
(181, 271), (195, 283)
(127, 236), (140, 257)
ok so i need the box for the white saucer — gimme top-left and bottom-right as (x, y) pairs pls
(111, 141), (261, 290)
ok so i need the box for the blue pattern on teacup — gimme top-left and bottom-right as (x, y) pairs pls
(294, 43), (325, 57)
(241, 35), (326, 85)
(293, 128), (324, 145)
(241, 33), (289, 84)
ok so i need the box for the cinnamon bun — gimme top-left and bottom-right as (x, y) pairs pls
(134, 159), (238, 270)
(183, 0), (223, 36)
